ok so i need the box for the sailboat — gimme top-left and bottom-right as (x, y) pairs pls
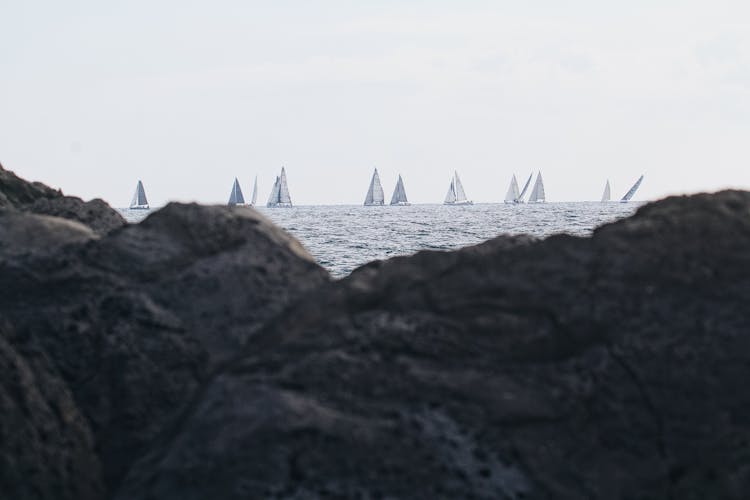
(517, 173), (533, 203)
(249, 176), (258, 206)
(620, 175), (644, 203)
(444, 171), (473, 205)
(227, 178), (246, 206)
(504, 175), (521, 204)
(527, 172), (546, 204)
(129, 180), (149, 210)
(601, 180), (611, 202)
(364, 168), (385, 206)
(267, 167), (293, 207)
(390, 174), (410, 206)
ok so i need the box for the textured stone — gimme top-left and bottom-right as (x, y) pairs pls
(0, 169), (329, 499)
(0, 163), (125, 235)
(118, 192), (750, 500)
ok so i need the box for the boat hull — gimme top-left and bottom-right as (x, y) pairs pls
(129, 205), (150, 210)
(390, 202), (411, 206)
(444, 201), (473, 206)
(267, 203), (293, 208)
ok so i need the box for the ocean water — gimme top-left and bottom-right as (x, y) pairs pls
(118, 203), (639, 277)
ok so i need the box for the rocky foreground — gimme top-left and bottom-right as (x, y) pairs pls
(1, 163), (749, 499)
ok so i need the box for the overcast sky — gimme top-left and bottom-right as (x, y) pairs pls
(2, 1), (750, 206)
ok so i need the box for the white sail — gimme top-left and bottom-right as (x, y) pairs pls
(250, 176), (258, 206)
(267, 168), (292, 207)
(228, 178), (245, 206)
(504, 175), (520, 203)
(620, 175), (644, 202)
(130, 180), (149, 209)
(278, 167), (292, 205)
(517, 173), (533, 202)
(390, 174), (410, 205)
(445, 171), (473, 205)
(364, 168), (385, 205)
(453, 172), (469, 203)
(601, 180), (611, 202)
(266, 176), (280, 207)
(527, 172), (546, 203)
(444, 179), (456, 204)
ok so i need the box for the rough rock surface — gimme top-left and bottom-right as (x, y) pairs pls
(0, 163), (125, 235)
(0, 168), (329, 498)
(117, 192), (750, 500)
(2, 165), (750, 500)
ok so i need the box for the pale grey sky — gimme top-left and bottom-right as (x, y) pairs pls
(2, 1), (750, 206)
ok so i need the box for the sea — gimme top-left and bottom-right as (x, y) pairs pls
(118, 203), (640, 278)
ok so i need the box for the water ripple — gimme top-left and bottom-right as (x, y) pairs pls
(119, 203), (639, 278)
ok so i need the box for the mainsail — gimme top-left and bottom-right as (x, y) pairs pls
(228, 178), (245, 206)
(620, 175), (644, 203)
(518, 173), (533, 202)
(130, 180), (149, 209)
(527, 172), (546, 203)
(601, 180), (611, 202)
(445, 179), (456, 204)
(364, 168), (385, 205)
(250, 176), (258, 206)
(267, 176), (280, 206)
(267, 167), (292, 207)
(445, 171), (472, 205)
(390, 174), (410, 205)
(504, 175), (520, 203)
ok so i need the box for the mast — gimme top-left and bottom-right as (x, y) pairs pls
(364, 168), (385, 205)
(601, 180), (611, 202)
(620, 175), (644, 202)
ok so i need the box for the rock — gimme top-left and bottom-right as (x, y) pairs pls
(27, 197), (126, 236)
(0, 328), (103, 500)
(0, 169), (330, 499)
(0, 163), (125, 235)
(0, 163), (60, 207)
(0, 211), (97, 257)
(117, 192), (750, 500)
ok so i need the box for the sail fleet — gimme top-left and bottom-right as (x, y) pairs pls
(503, 172), (546, 204)
(129, 170), (645, 208)
(601, 176), (644, 203)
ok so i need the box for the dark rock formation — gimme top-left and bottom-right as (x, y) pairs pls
(117, 192), (750, 500)
(0, 163), (125, 235)
(0, 326), (103, 500)
(1, 164), (749, 500)
(0, 167), (329, 499)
